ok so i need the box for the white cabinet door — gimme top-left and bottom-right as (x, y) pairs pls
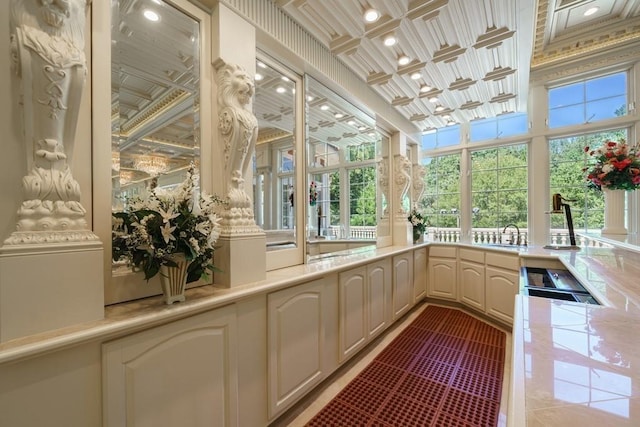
(413, 248), (428, 303)
(338, 266), (367, 362)
(267, 279), (327, 418)
(392, 253), (413, 320)
(367, 258), (391, 340)
(485, 266), (519, 324)
(428, 257), (457, 300)
(459, 260), (485, 311)
(102, 306), (238, 427)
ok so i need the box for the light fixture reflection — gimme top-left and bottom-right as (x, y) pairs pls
(584, 6), (599, 16)
(143, 10), (160, 22)
(112, 152), (120, 171)
(364, 8), (380, 23)
(135, 155), (170, 176)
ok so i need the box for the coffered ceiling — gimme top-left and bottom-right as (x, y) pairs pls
(274, 0), (640, 131)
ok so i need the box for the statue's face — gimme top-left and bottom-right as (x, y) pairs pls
(40, 0), (71, 28)
(233, 70), (254, 106)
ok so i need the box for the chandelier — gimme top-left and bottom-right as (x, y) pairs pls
(134, 155), (170, 176)
(112, 152), (120, 172)
(119, 170), (134, 186)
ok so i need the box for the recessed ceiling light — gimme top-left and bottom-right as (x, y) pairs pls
(383, 34), (397, 47)
(307, 95), (314, 102)
(334, 112), (344, 118)
(257, 61), (267, 68)
(428, 96), (439, 103)
(348, 120), (356, 125)
(254, 73), (263, 81)
(152, 0), (163, 4)
(435, 105), (445, 112)
(276, 86), (286, 93)
(446, 120), (456, 126)
(320, 104), (330, 111)
(420, 84), (432, 93)
(281, 76), (290, 82)
(398, 55), (410, 66)
(410, 72), (422, 80)
(364, 8), (380, 23)
(442, 114), (451, 120)
(584, 6), (599, 16)
(143, 10), (160, 21)
(358, 125), (366, 131)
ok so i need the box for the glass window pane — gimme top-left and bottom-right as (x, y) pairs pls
(585, 73), (626, 101)
(549, 104), (584, 128)
(498, 113), (528, 137)
(586, 95), (627, 121)
(549, 83), (584, 109)
(421, 131), (437, 150)
(438, 125), (461, 147)
(470, 118), (497, 142)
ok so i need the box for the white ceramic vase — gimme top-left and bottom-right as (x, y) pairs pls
(159, 253), (189, 304)
(601, 188), (627, 235)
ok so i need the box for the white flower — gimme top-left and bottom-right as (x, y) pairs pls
(602, 163), (614, 173)
(160, 222), (176, 244)
(158, 205), (179, 223)
(189, 237), (200, 253)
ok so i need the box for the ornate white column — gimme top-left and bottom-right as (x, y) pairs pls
(0, 0), (103, 342)
(210, 4), (265, 287)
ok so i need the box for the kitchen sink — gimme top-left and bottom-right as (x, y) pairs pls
(521, 267), (600, 305)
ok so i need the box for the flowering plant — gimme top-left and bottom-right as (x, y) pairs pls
(407, 208), (426, 234)
(112, 164), (224, 283)
(309, 181), (318, 206)
(584, 139), (640, 191)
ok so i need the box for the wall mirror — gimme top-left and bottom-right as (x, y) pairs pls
(305, 77), (381, 259)
(252, 58), (298, 252)
(110, 0), (200, 280)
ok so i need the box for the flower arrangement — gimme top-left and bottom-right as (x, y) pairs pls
(309, 181), (318, 206)
(408, 208), (426, 234)
(112, 164), (224, 283)
(584, 139), (640, 191)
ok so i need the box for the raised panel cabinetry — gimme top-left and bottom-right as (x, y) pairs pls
(337, 259), (392, 363)
(485, 252), (520, 324)
(413, 248), (428, 303)
(102, 305), (238, 427)
(459, 248), (485, 311)
(392, 252), (414, 320)
(428, 246), (457, 301)
(267, 279), (329, 419)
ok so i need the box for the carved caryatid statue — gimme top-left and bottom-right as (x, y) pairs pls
(217, 62), (261, 234)
(411, 163), (427, 207)
(394, 155), (411, 215)
(377, 157), (389, 217)
(6, 0), (97, 245)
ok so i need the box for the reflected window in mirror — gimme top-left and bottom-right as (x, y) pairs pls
(111, 0), (200, 268)
(253, 58), (298, 251)
(306, 77), (378, 256)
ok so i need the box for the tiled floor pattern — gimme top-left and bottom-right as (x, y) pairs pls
(305, 305), (506, 426)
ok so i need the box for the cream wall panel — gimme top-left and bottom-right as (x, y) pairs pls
(102, 306), (238, 427)
(0, 343), (102, 427)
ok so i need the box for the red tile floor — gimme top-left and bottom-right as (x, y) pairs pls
(290, 305), (508, 427)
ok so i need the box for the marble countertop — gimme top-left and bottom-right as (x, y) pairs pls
(511, 295), (640, 426)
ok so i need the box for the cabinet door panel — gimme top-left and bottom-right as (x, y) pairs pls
(367, 259), (391, 339)
(413, 248), (427, 303)
(103, 306), (238, 427)
(486, 266), (519, 324)
(460, 260), (485, 311)
(392, 254), (413, 320)
(267, 280), (325, 418)
(339, 266), (367, 362)
(428, 258), (457, 300)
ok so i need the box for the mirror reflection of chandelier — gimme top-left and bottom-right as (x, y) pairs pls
(134, 155), (170, 176)
(119, 170), (134, 185)
(112, 152), (120, 171)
